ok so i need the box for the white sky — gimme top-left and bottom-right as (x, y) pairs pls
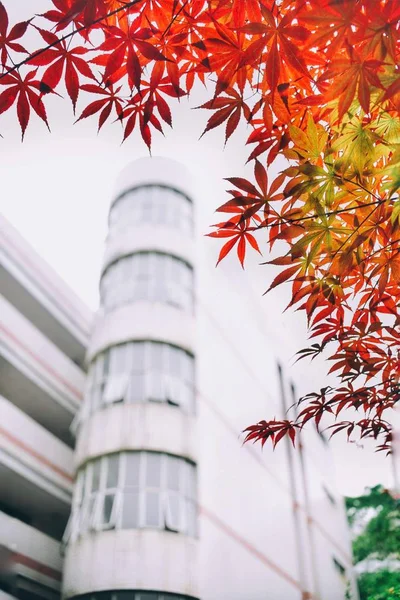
(0, 1), (395, 497)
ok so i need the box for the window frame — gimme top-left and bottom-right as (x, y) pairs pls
(108, 184), (194, 237)
(100, 251), (194, 315)
(78, 341), (196, 427)
(67, 452), (197, 542)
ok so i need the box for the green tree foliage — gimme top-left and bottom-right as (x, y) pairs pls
(346, 485), (400, 600)
(358, 571), (400, 600)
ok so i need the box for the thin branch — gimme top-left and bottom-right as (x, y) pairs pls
(162, 0), (189, 38)
(250, 197), (386, 232)
(0, 0), (143, 81)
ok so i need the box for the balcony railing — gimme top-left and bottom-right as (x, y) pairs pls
(0, 295), (85, 443)
(0, 511), (62, 594)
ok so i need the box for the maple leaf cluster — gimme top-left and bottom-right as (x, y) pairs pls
(0, 0), (399, 451)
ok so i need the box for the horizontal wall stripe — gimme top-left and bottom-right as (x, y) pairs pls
(200, 505), (310, 595)
(13, 551), (62, 582)
(0, 426), (73, 483)
(0, 323), (83, 401)
(198, 389), (352, 564)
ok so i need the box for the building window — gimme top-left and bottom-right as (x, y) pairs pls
(100, 252), (194, 314)
(109, 185), (193, 236)
(64, 452), (197, 544)
(333, 557), (346, 578)
(76, 341), (195, 425)
(323, 485), (337, 506)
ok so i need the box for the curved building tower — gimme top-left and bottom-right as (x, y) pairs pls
(62, 158), (198, 600)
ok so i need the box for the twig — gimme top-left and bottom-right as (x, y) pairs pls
(0, 0), (143, 81)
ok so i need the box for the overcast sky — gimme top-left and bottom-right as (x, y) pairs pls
(0, 1), (395, 497)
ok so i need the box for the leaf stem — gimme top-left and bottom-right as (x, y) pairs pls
(0, 0), (143, 81)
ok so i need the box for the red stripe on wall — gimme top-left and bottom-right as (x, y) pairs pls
(13, 552), (62, 582)
(199, 391), (352, 565)
(0, 323), (83, 400)
(200, 505), (309, 594)
(310, 518), (352, 564)
(0, 426), (74, 483)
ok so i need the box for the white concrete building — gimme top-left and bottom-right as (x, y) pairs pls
(0, 214), (92, 600)
(1, 158), (358, 600)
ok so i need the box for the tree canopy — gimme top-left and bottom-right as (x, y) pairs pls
(0, 0), (399, 451)
(346, 485), (400, 600)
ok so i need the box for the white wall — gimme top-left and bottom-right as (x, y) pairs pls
(63, 157), (356, 599)
(0, 395), (74, 495)
(194, 185), (357, 599)
(75, 403), (197, 468)
(0, 294), (85, 414)
(63, 530), (198, 598)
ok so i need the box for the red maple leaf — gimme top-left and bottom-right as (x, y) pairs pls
(28, 28), (94, 112)
(0, 1), (29, 65)
(0, 69), (48, 138)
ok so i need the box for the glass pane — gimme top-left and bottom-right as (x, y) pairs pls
(147, 373), (165, 402)
(177, 384), (188, 411)
(145, 491), (160, 527)
(92, 461), (101, 492)
(169, 346), (181, 377)
(123, 343), (134, 371)
(166, 456), (180, 491)
(165, 376), (180, 407)
(185, 354), (195, 384)
(110, 344), (126, 374)
(167, 282), (180, 308)
(187, 499), (197, 537)
(81, 496), (95, 530)
(131, 343), (145, 372)
(170, 257), (180, 283)
(115, 593), (135, 600)
(166, 492), (180, 531)
(103, 349), (110, 377)
(102, 493), (115, 524)
(154, 267), (168, 301)
(150, 343), (163, 370)
(122, 255), (133, 276)
(135, 279), (148, 300)
(127, 374), (145, 403)
(132, 201), (141, 225)
(137, 253), (149, 275)
(187, 463), (197, 499)
(103, 374), (128, 404)
(142, 189), (153, 221)
(106, 454), (119, 488)
(181, 262), (191, 286)
(125, 453), (141, 487)
(146, 453), (161, 487)
(130, 254), (139, 276)
(158, 196), (166, 224)
(121, 492), (139, 529)
(164, 195), (174, 227)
